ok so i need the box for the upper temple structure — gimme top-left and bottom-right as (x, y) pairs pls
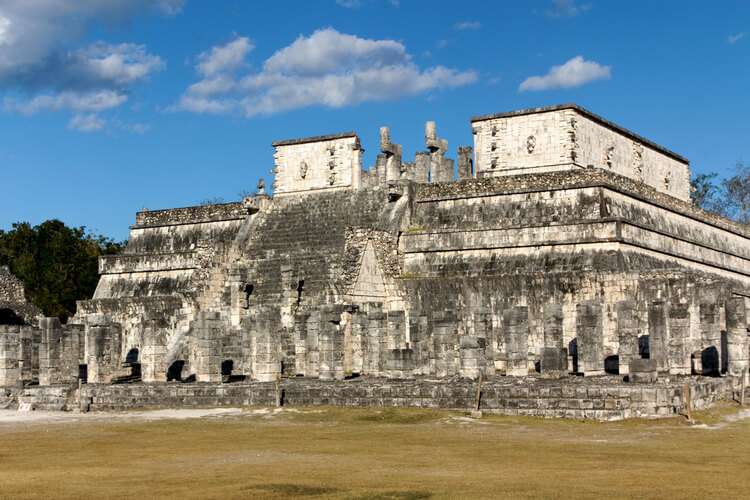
(2, 104), (749, 419)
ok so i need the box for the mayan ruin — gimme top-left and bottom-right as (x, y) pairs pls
(2, 103), (749, 420)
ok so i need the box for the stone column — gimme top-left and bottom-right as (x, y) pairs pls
(473, 307), (495, 376)
(304, 311), (320, 378)
(543, 303), (564, 349)
(409, 309), (429, 375)
(457, 146), (473, 180)
(39, 317), (62, 385)
(726, 297), (749, 377)
(365, 308), (386, 376)
(648, 301), (668, 372)
(667, 303), (691, 375)
(504, 306), (529, 377)
(616, 300), (638, 375)
(192, 311), (223, 383)
(414, 151), (430, 183)
(459, 337), (483, 379)
(253, 310), (280, 382)
(18, 326), (34, 382)
(319, 307), (344, 381)
(61, 324), (84, 381)
(350, 311), (367, 375)
(86, 324), (120, 384)
(0, 325), (20, 386)
(380, 126), (403, 183)
(432, 310), (458, 377)
(387, 310), (406, 350)
(386, 349), (413, 379)
(426, 121), (453, 183)
(700, 301), (722, 376)
(141, 314), (168, 382)
(576, 301), (604, 376)
(376, 154), (387, 186)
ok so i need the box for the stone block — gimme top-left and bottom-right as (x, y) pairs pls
(540, 347), (568, 378)
(628, 358), (658, 383)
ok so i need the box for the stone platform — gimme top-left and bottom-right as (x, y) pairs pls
(5, 375), (741, 421)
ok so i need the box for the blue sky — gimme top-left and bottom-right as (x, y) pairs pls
(0, 0), (748, 241)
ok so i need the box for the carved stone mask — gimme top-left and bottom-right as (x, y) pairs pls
(526, 135), (536, 154)
(299, 161), (308, 179)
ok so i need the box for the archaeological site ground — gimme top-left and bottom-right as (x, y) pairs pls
(1, 104), (749, 420)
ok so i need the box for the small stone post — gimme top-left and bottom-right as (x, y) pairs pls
(414, 151), (430, 183)
(39, 317), (63, 385)
(457, 146), (473, 180)
(0, 325), (20, 386)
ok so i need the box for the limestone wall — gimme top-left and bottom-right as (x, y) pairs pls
(272, 132), (362, 195)
(470, 104), (690, 201)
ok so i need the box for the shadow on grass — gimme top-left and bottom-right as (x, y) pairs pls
(240, 483), (339, 496)
(351, 491), (433, 499)
(356, 408), (443, 424)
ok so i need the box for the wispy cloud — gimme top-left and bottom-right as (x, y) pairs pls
(544, 0), (592, 18)
(68, 113), (106, 133)
(335, 0), (399, 8)
(436, 39), (453, 48)
(173, 28), (477, 117)
(728, 32), (746, 44)
(519, 56), (610, 91)
(453, 21), (481, 31)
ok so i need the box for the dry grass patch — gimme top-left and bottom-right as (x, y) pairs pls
(0, 404), (748, 499)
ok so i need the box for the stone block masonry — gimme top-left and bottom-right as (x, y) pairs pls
(3, 103), (750, 420)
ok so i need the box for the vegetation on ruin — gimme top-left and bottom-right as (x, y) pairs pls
(0, 219), (124, 322)
(691, 161), (750, 224)
(0, 404), (748, 499)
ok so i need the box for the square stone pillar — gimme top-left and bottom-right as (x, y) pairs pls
(540, 347), (568, 378)
(432, 310), (458, 377)
(141, 314), (168, 383)
(457, 146), (473, 180)
(18, 326), (34, 382)
(305, 311), (320, 378)
(61, 324), (84, 382)
(543, 303), (564, 349)
(86, 324), (121, 384)
(409, 310), (429, 375)
(387, 310), (406, 350)
(700, 301), (722, 376)
(350, 312), (367, 375)
(459, 337), (484, 379)
(386, 349), (414, 379)
(319, 307), (344, 381)
(0, 325), (20, 386)
(648, 301), (668, 372)
(726, 297), (749, 377)
(667, 303), (691, 375)
(192, 311), (224, 383)
(616, 300), (638, 374)
(252, 310), (280, 382)
(504, 306), (529, 377)
(414, 151), (430, 183)
(39, 317), (62, 385)
(473, 307), (495, 376)
(431, 157), (454, 183)
(576, 301), (604, 376)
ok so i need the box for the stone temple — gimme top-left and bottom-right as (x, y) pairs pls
(2, 104), (749, 419)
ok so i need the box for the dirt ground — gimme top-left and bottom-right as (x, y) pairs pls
(1, 404), (749, 499)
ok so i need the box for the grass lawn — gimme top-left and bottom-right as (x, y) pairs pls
(0, 404), (749, 499)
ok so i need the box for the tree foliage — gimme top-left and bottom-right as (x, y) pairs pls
(690, 161), (750, 224)
(0, 220), (124, 322)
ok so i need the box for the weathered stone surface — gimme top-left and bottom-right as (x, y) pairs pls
(629, 358), (658, 383)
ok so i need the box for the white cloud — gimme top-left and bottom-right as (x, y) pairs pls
(68, 113), (106, 133)
(0, 0), (179, 128)
(544, 0), (592, 18)
(5, 90), (128, 114)
(519, 56), (611, 91)
(197, 37), (254, 76)
(453, 21), (481, 31)
(728, 32), (746, 44)
(436, 39), (453, 48)
(173, 28), (477, 117)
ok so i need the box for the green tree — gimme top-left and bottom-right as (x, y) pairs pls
(720, 161), (750, 224)
(0, 219), (124, 322)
